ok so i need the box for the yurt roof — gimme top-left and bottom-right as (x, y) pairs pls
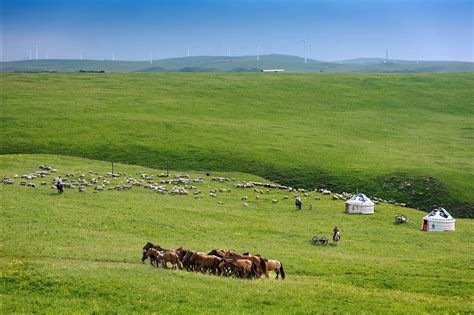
(423, 207), (455, 221)
(346, 193), (374, 205)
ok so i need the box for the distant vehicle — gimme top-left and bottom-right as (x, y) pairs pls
(261, 69), (285, 73)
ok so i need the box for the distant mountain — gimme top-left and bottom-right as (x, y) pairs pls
(1, 54), (473, 73)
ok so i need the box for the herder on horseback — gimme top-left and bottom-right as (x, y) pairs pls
(55, 176), (64, 195)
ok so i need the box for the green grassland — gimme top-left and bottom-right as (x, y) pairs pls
(1, 72), (473, 217)
(1, 154), (473, 313)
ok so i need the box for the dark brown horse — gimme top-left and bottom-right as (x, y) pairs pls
(142, 242), (165, 265)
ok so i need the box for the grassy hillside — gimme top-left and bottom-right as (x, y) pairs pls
(1, 154), (473, 313)
(1, 72), (473, 217)
(1, 55), (473, 73)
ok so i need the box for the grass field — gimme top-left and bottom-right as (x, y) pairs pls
(1, 72), (473, 217)
(1, 154), (473, 313)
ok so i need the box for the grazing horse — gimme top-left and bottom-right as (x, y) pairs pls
(266, 259), (285, 280)
(142, 242), (165, 265)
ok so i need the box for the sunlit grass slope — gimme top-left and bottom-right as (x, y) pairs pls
(1, 154), (473, 313)
(1, 73), (473, 216)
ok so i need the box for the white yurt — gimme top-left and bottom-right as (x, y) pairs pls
(421, 208), (455, 232)
(345, 193), (375, 214)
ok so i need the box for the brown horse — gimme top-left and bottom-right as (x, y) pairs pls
(142, 242), (166, 265)
(238, 252), (268, 278)
(266, 259), (285, 280)
(189, 252), (223, 275)
(219, 258), (256, 278)
(154, 249), (182, 270)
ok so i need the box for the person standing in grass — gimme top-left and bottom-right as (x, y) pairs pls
(55, 176), (64, 195)
(295, 196), (302, 210)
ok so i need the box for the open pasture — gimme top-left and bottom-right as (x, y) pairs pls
(1, 154), (473, 313)
(1, 72), (473, 216)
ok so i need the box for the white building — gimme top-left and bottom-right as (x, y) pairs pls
(261, 69), (285, 73)
(421, 208), (455, 232)
(345, 193), (375, 214)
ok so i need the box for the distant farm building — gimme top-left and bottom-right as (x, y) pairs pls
(345, 193), (375, 214)
(421, 208), (455, 232)
(261, 69), (285, 73)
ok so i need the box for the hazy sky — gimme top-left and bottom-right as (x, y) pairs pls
(1, 0), (473, 61)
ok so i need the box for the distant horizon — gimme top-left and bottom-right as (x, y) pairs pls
(2, 0), (472, 62)
(2, 53), (473, 63)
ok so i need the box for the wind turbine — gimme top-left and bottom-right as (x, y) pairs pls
(28, 50), (32, 60)
(112, 50), (115, 61)
(80, 50), (83, 60)
(256, 45), (260, 61)
(301, 40), (310, 64)
(150, 50), (153, 64)
(35, 44), (38, 60)
(187, 48), (190, 57)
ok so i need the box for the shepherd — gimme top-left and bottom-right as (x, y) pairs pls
(295, 196), (302, 210)
(55, 176), (64, 195)
(333, 225), (340, 246)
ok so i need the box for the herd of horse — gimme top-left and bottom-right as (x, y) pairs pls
(142, 242), (285, 280)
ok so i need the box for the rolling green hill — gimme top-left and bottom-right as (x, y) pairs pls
(1, 154), (473, 313)
(1, 72), (473, 217)
(1, 54), (473, 73)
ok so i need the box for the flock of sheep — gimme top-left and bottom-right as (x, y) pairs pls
(2, 164), (408, 208)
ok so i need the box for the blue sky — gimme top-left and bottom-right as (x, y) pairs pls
(1, 0), (472, 61)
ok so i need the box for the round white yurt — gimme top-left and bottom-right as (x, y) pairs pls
(345, 193), (375, 214)
(421, 208), (455, 232)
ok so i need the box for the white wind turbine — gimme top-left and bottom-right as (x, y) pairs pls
(301, 40), (310, 64)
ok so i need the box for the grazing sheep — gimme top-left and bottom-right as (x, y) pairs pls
(218, 201), (223, 205)
(95, 185), (104, 191)
(2, 177), (14, 185)
(241, 196), (248, 201)
(272, 199), (278, 204)
(282, 196), (289, 200)
(209, 193), (217, 198)
(242, 202), (249, 208)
